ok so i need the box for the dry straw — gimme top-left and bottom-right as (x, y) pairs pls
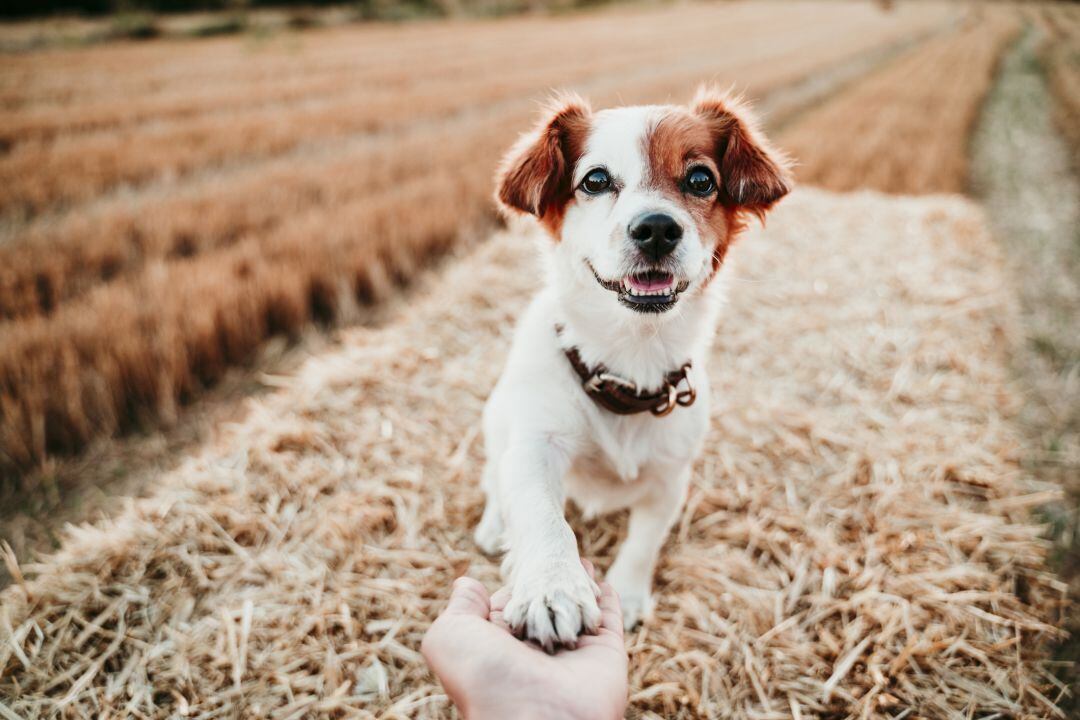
(0, 1), (956, 474)
(0, 189), (1066, 718)
(776, 7), (1020, 196)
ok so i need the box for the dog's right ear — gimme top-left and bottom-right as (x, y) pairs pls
(495, 94), (591, 220)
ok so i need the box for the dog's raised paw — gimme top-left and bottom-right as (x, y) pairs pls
(504, 563), (600, 652)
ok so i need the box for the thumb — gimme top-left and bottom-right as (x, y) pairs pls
(443, 576), (491, 618)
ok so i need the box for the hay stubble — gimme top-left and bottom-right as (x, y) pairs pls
(0, 189), (1062, 718)
(777, 8), (1020, 195)
(0, 1), (959, 474)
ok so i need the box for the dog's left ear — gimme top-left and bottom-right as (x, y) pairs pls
(495, 93), (592, 219)
(692, 87), (792, 214)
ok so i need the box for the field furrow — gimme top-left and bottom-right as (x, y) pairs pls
(776, 8), (1020, 194)
(0, 9), (766, 144)
(0, 9), (954, 327)
(0, 3), (790, 106)
(0, 4), (950, 217)
(0, 0), (994, 477)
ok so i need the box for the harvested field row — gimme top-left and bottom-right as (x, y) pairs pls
(0, 2), (895, 146)
(0, 4), (951, 216)
(1040, 4), (1080, 164)
(775, 8), (1019, 194)
(0, 11), (735, 144)
(0, 72), (364, 148)
(0, 7), (965, 476)
(0, 189), (1064, 718)
(0, 162), (490, 471)
(0, 9), (951, 323)
(0, 3), (779, 106)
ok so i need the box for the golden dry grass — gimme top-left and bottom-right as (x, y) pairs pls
(776, 8), (1020, 194)
(0, 1), (959, 476)
(0, 189), (1066, 717)
(0, 3), (946, 216)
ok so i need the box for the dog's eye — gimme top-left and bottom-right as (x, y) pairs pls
(580, 168), (612, 195)
(684, 168), (716, 196)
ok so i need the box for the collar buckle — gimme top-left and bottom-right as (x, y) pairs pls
(586, 370), (637, 394)
(650, 364), (695, 416)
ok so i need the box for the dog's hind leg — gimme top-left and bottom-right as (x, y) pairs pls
(474, 460), (505, 555)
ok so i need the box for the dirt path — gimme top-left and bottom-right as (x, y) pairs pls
(970, 23), (1080, 708)
(1, 189), (1062, 718)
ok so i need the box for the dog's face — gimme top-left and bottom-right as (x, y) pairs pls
(496, 89), (791, 315)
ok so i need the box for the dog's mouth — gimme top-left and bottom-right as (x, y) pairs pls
(588, 262), (690, 313)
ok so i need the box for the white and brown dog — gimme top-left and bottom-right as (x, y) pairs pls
(475, 88), (791, 650)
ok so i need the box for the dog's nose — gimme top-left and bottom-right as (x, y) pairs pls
(629, 213), (682, 260)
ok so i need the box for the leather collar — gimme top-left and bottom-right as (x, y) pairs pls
(557, 325), (696, 416)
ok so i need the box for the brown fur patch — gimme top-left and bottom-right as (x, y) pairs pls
(645, 109), (732, 275)
(645, 91), (792, 278)
(692, 88), (792, 215)
(494, 94), (591, 237)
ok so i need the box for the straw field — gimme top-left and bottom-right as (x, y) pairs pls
(776, 7), (1020, 194)
(0, 1), (961, 476)
(3, 2), (1075, 715)
(1, 188), (1065, 717)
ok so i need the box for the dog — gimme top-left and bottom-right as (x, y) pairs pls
(474, 87), (791, 650)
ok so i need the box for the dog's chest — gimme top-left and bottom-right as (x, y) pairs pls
(564, 412), (699, 516)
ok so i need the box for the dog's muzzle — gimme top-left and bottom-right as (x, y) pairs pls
(587, 261), (690, 314)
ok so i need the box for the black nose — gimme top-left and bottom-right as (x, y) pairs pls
(629, 213), (682, 260)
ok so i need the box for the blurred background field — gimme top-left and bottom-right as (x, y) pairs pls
(0, 0), (1078, 716)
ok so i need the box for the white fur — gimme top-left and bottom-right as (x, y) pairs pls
(476, 106), (724, 649)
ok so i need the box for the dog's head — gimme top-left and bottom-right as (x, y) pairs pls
(495, 88), (791, 315)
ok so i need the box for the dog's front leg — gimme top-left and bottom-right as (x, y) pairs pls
(499, 441), (601, 651)
(606, 465), (690, 630)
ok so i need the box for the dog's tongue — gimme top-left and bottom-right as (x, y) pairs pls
(626, 271), (674, 292)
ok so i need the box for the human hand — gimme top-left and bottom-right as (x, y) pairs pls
(421, 562), (628, 720)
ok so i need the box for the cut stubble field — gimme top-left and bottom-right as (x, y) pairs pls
(1, 1), (970, 475)
(0, 2), (1073, 716)
(1, 189), (1066, 718)
(776, 7), (1019, 194)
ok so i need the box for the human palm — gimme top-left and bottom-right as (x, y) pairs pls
(422, 564), (627, 720)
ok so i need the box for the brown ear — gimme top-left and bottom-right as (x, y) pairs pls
(495, 93), (591, 219)
(692, 87), (791, 214)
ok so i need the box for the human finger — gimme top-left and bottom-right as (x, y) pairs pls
(488, 586), (513, 633)
(442, 576), (491, 618)
(597, 582), (623, 639)
(490, 586), (511, 612)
